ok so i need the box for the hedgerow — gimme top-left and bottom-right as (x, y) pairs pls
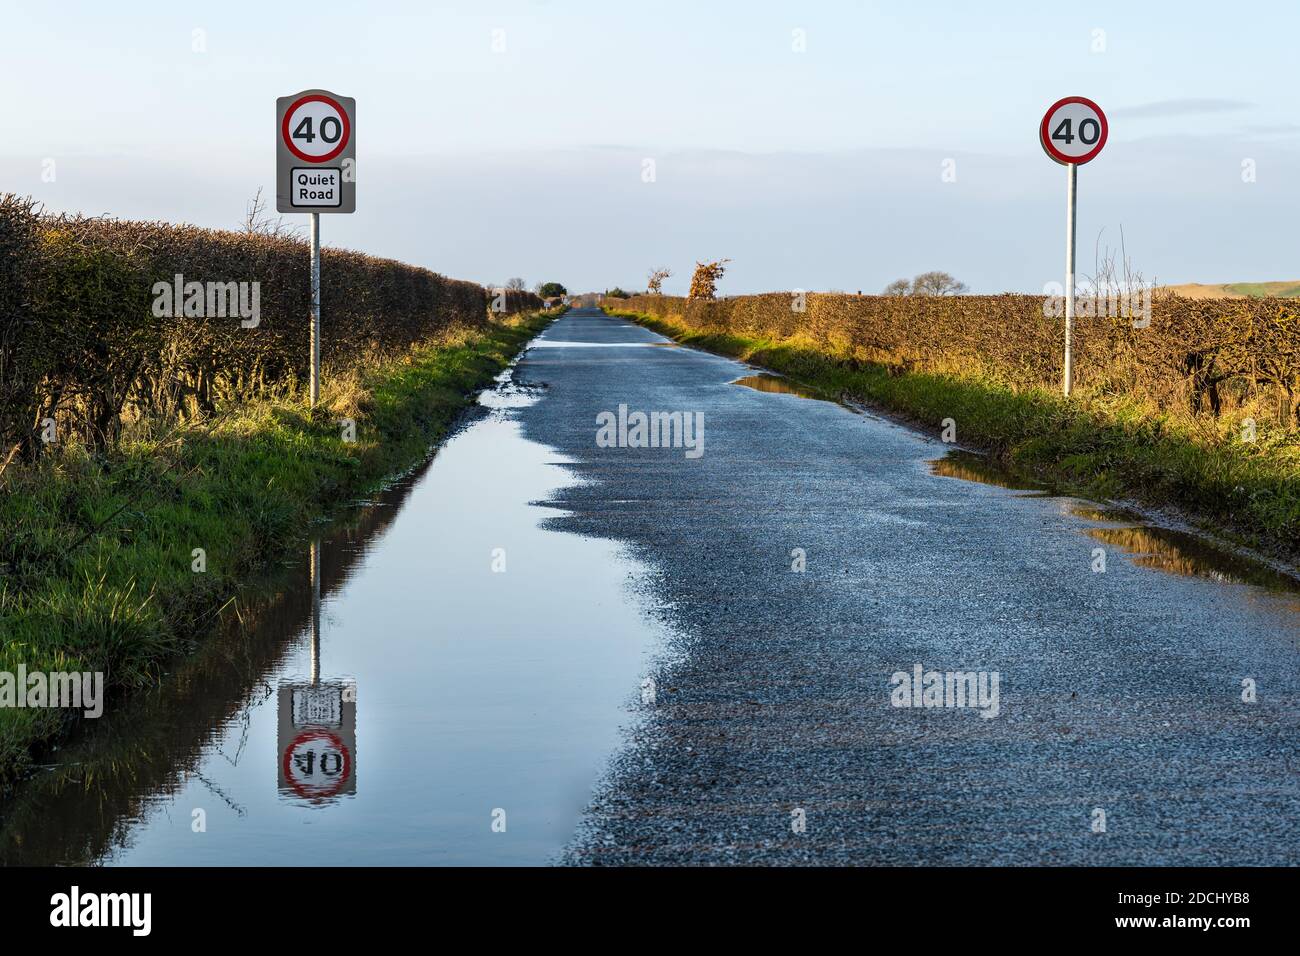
(0, 194), (541, 457)
(618, 291), (1300, 431)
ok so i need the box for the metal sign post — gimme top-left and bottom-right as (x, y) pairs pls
(309, 213), (321, 406)
(309, 536), (321, 686)
(1064, 162), (1077, 396)
(276, 89), (357, 408)
(1040, 96), (1107, 398)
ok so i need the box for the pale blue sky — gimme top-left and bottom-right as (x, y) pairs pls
(3, 0), (1297, 293)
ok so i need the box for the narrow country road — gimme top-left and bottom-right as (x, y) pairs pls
(521, 309), (1299, 865)
(3, 307), (1295, 867)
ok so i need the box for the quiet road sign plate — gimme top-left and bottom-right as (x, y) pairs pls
(1040, 96), (1107, 166)
(276, 89), (356, 213)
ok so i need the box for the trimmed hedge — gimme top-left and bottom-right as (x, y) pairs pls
(0, 194), (541, 456)
(618, 292), (1300, 432)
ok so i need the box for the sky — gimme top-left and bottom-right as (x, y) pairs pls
(2, 0), (1299, 294)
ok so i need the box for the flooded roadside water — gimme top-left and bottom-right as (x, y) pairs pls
(927, 449), (1300, 602)
(0, 335), (669, 866)
(731, 373), (837, 402)
(733, 370), (1299, 604)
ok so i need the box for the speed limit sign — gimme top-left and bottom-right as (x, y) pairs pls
(276, 89), (355, 213)
(1040, 96), (1107, 165)
(275, 89), (356, 409)
(282, 729), (352, 801)
(1040, 95), (1107, 399)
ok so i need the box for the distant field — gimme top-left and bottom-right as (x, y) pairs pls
(1163, 281), (1300, 299)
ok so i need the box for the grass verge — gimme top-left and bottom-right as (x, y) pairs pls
(610, 308), (1299, 563)
(0, 310), (555, 784)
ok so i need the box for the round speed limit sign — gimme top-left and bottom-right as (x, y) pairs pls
(1040, 96), (1107, 165)
(281, 93), (351, 163)
(282, 729), (352, 800)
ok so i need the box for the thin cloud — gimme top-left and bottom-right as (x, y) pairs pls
(1113, 98), (1252, 118)
(1239, 123), (1300, 135)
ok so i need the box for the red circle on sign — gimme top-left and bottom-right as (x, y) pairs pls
(1039, 96), (1108, 166)
(282, 729), (352, 800)
(281, 93), (351, 163)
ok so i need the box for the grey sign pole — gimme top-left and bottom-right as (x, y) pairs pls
(1063, 162), (1077, 398)
(309, 212), (321, 407)
(309, 536), (321, 686)
(276, 89), (356, 410)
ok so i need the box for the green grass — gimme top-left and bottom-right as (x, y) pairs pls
(0, 310), (555, 784)
(611, 309), (1300, 561)
(1224, 281), (1300, 298)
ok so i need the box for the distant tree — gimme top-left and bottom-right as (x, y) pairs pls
(505, 277), (527, 292)
(606, 287), (632, 299)
(909, 271), (969, 296)
(687, 259), (730, 300)
(882, 278), (911, 295)
(537, 282), (567, 297)
(647, 267), (673, 294)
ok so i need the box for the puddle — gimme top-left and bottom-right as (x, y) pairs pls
(1066, 503), (1145, 524)
(928, 449), (1051, 494)
(1082, 524), (1300, 594)
(929, 448), (1300, 598)
(731, 373), (832, 401)
(477, 369), (547, 410)
(527, 340), (671, 348)
(0, 351), (667, 866)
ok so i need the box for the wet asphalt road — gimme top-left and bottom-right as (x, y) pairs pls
(518, 309), (1298, 866)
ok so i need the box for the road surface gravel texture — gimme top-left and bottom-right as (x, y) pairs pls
(517, 309), (1298, 866)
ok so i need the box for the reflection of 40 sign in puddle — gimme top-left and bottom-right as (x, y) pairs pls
(277, 682), (358, 803)
(283, 730), (352, 801)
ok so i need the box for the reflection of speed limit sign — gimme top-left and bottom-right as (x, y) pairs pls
(282, 93), (350, 162)
(276, 89), (356, 213)
(1040, 96), (1107, 165)
(277, 683), (357, 802)
(283, 729), (352, 801)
